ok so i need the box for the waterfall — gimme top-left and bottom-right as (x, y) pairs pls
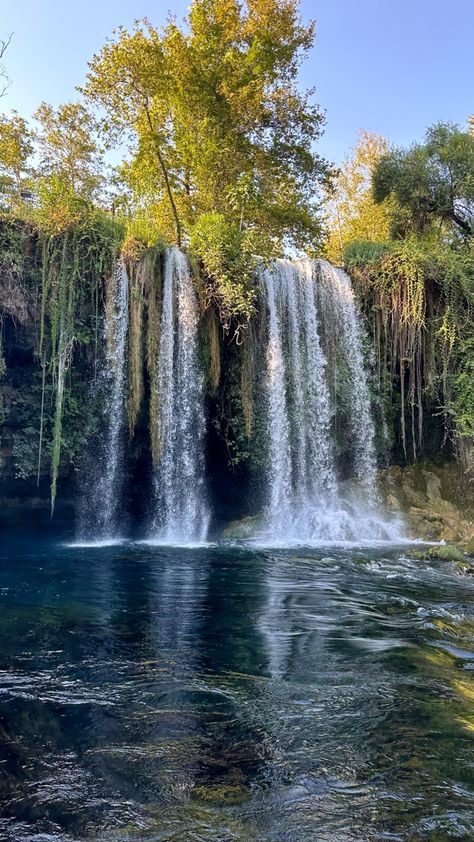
(260, 258), (400, 543)
(76, 260), (129, 542)
(316, 261), (377, 494)
(149, 247), (209, 544)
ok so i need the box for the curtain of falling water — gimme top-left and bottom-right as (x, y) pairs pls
(77, 259), (129, 541)
(260, 258), (399, 542)
(149, 248), (209, 543)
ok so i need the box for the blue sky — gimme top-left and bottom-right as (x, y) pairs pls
(2, 0), (473, 164)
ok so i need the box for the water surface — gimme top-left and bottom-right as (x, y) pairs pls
(1, 540), (474, 841)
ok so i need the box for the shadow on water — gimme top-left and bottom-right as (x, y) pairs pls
(0, 539), (474, 840)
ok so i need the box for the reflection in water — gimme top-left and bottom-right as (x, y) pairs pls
(0, 541), (473, 840)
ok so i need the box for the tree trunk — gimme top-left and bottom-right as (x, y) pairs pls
(144, 105), (182, 248)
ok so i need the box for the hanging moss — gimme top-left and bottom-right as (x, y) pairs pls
(204, 305), (221, 395)
(144, 248), (162, 465)
(240, 323), (255, 440)
(349, 238), (474, 463)
(35, 212), (122, 513)
(127, 264), (144, 438)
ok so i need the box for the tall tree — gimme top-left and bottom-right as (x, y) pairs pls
(373, 122), (474, 238)
(34, 101), (103, 199)
(325, 130), (391, 265)
(0, 111), (34, 201)
(82, 0), (333, 250)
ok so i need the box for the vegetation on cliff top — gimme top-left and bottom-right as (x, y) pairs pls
(326, 122), (474, 477)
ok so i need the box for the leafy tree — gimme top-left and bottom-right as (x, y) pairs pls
(34, 101), (104, 199)
(82, 0), (333, 256)
(325, 130), (391, 265)
(373, 122), (474, 238)
(0, 111), (34, 202)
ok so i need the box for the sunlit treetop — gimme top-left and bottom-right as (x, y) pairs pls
(82, 0), (335, 253)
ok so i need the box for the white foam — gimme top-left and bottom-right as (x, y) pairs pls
(65, 539), (126, 549)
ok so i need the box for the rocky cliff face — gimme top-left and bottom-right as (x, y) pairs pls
(380, 463), (474, 545)
(1, 220), (473, 538)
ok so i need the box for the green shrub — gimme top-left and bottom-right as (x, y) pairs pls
(190, 212), (258, 332)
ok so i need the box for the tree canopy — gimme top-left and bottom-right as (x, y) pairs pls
(0, 111), (34, 199)
(34, 102), (104, 199)
(82, 0), (333, 254)
(324, 130), (391, 265)
(373, 123), (474, 239)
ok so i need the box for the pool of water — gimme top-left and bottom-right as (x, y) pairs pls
(0, 539), (473, 841)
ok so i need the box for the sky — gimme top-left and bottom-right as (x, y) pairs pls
(1, 0), (473, 164)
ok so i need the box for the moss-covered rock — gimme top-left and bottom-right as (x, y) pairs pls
(408, 544), (465, 562)
(456, 561), (474, 575)
(428, 545), (465, 562)
(379, 463), (474, 543)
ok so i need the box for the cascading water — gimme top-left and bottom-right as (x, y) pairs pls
(260, 258), (401, 543)
(149, 247), (209, 544)
(76, 260), (129, 542)
(317, 260), (377, 494)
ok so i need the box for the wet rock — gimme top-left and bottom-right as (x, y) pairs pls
(408, 545), (465, 562)
(428, 545), (465, 563)
(439, 527), (462, 543)
(456, 561), (474, 575)
(379, 462), (474, 543)
(222, 515), (261, 539)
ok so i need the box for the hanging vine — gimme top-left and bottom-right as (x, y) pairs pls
(348, 238), (474, 462)
(37, 213), (119, 513)
(144, 249), (162, 466)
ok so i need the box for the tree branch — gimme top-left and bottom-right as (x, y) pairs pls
(448, 208), (473, 236)
(0, 32), (13, 98)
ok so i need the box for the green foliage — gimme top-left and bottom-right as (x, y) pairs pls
(351, 236), (474, 460)
(373, 122), (474, 238)
(0, 214), (27, 270)
(343, 240), (390, 269)
(451, 338), (474, 438)
(212, 341), (252, 468)
(83, 0), (334, 321)
(122, 211), (166, 260)
(325, 130), (392, 265)
(0, 111), (34, 205)
(190, 212), (258, 330)
(34, 101), (103, 199)
(12, 426), (39, 479)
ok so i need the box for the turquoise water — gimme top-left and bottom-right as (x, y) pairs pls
(1, 540), (474, 841)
